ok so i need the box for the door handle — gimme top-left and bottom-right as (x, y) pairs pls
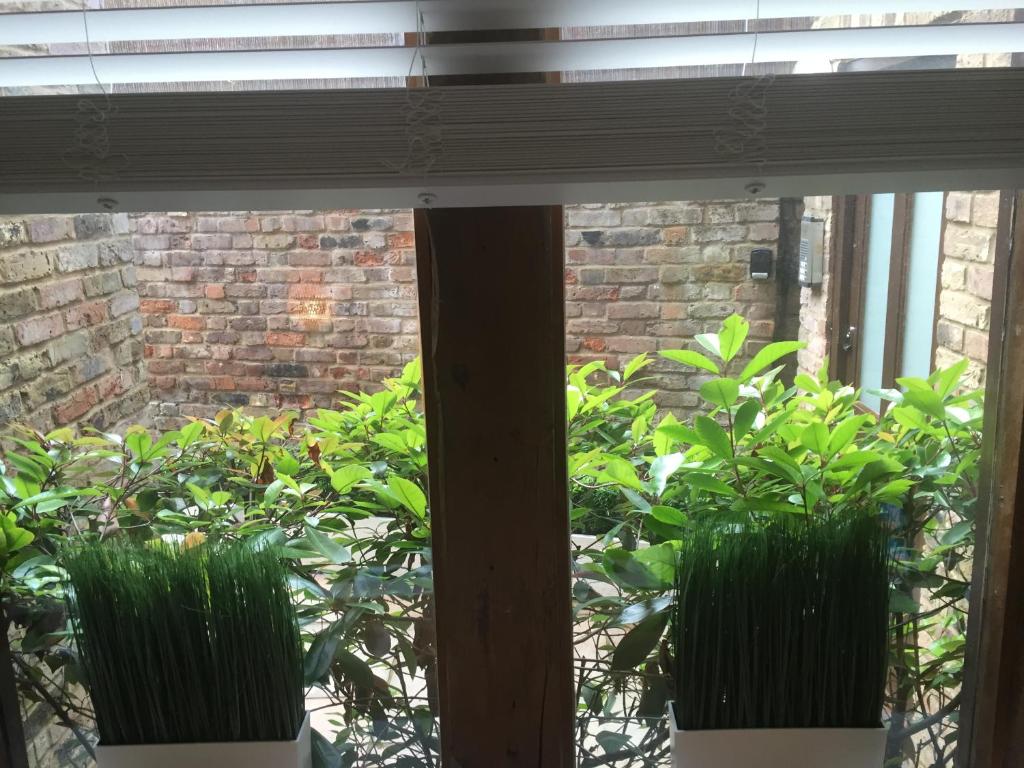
(842, 326), (857, 353)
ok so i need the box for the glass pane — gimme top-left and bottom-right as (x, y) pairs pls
(900, 191), (944, 379)
(858, 192), (895, 411)
(0, 191), (998, 768)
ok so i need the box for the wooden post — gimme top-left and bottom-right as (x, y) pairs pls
(414, 206), (573, 767)
(961, 191), (1024, 768)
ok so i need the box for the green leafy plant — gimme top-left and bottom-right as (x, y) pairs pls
(0, 319), (981, 768)
(674, 514), (891, 731)
(63, 541), (304, 745)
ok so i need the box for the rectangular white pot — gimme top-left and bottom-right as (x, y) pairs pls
(95, 712), (312, 768)
(668, 703), (887, 768)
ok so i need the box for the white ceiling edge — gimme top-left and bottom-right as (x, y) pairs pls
(3, 167), (1020, 215)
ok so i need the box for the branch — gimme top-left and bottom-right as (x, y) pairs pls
(12, 656), (95, 760)
(887, 693), (962, 742)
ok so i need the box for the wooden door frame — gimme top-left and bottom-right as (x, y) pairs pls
(880, 193), (914, 393)
(959, 191), (1024, 768)
(827, 194), (869, 383)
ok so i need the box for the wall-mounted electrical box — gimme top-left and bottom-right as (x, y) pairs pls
(750, 248), (773, 280)
(799, 217), (825, 287)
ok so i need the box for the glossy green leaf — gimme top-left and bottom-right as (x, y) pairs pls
(700, 378), (740, 408)
(659, 349), (720, 374)
(901, 388), (947, 421)
(941, 521), (973, 546)
(800, 423), (830, 456)
(732, 399), (761, 441)
(623, 353), (652, 381)
(600, 457), (645, 491)
(304, 630), (341, 684)
(611, 612), (669, 671)
(649, 453), (684, 497)
(739, 340), (806, 382)
(656, 423), (702, 447)
(388, 476), (427, 520)
(649, 505), (688, 527)
(684, 473), (738, 497)
(717, 314), (749, 363)
(694, 416), (732, 459)
(330, 464), (372, 495)
(305, 524), (352, 564)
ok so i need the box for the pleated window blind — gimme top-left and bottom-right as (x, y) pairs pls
(0, 0), (1022, 211)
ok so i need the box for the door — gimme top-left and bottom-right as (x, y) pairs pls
(829, 192), (945, 411)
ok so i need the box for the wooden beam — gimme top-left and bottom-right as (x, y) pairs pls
(414, 206), (573, 767)
(961, 191), (1024, 768)
(880, 192), (913, 405)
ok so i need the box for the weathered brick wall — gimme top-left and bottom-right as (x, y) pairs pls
(564, 201), (781, 410)
(797, 196), (834, 376)
(935, 191), (998, 388)
(134, 210), (418, 429)
(135, 201), (781, 427)
(0, 214), (149, 432)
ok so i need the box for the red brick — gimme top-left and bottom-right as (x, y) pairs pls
(97, 372), (130, 400)
(354, 251), (386, 267)
(663, 227), (690, 245)
(64, 301), (109, 330)
(566, 286), (620, 302)
(236, 376), (272, 390)
(289, 284), (329, 300)
(581, 337), (607, 352)
(206, 285), (226, 300)
(387, 232), (415, 249)
(296, 269), (326, 284)
(168, 315), (205, 331)
(140, 299), (176, 314)
(52, 386), (98, 424)
(266, 332), (305, 347)
(607, 302), (659, 320)
(148, 360), (185, 374)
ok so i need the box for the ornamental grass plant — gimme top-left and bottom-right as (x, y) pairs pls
(63, 542), (304, 746)
(673, 514), (891, 731)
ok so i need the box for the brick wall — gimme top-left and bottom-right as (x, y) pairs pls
(133, 210), (418, 429)
(564, 200), (781, 410)
(0, 214), (149, 432)
(797, 196), (834, 376)
(935, 191), (999, 388)
(135, 202), (782, 427)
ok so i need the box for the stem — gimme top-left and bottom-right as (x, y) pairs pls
(12, 656), (96, 760)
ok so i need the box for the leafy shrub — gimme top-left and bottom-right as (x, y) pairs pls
(0, 317), (980, 767)
(64, 542), (304, 745)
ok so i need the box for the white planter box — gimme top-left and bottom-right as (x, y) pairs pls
(95, 713), (312, 768)
(668, 703), (886, 768)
